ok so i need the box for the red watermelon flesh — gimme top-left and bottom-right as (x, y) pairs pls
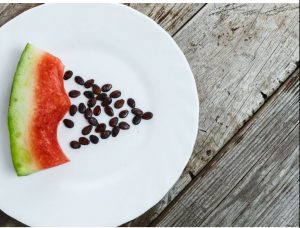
(8, 44), (70, 176)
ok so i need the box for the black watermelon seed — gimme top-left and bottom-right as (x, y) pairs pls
(63, 119), (74, 128)
(131, 108), (143, 116)
(119, 110), (129, 118)
(75, 76), (85, 85)
(142, 112), (153, 120)
(69, 90), (81, 98)
(82, 125), (93, 135)
(114, 99), (124, 109)
(119, 122), (130, 130)
(109, 117), (119, 127)
(79, 137), (90, 145)
(127, 98), (135, 108)
(110, 90), (121, 98)
(84, 108), (93, 119)
(89, 135), (99, 144)
(112, 126), (120, 137)
(64, 71), (73, 80)
(104, 106), (114, 116)
(96, 93), (108, 101)
(92, 84), (102, 95)
(70, 141), (81, 149)
(69, 105), (77, 116)
(132, 115), (142, 125)
(93, 105), (101, 116)
(88, 117), (98, 126)
(102, 97), (112, 106)
(100, 130), (111, 139)
(95, 123), (106, 133)
(84, 79), (94, 88)
(102, 84), (112, 92)
(83, 91), (94, 99)
(87, 98), (97, 108)
(78, 103), (86, 113)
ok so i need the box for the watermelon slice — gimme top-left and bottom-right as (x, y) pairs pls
(8, 44), (70, 176)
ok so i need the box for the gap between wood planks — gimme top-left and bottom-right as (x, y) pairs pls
(171, 3), (207, 37)
(185, 64), (300, 182)
(149, 66), (299, 226)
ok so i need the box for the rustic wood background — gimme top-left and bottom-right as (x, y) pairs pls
(0, 3), (299, 227)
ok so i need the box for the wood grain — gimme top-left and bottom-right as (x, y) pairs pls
(127, 3), (299, 226)
(176, 3), (299, 175)
(0, 211), (25, 227)
(126, 3), (205, 35)
(0, 4), (41, 28)
(154, 69), (299, 226)
(0, 3), (205, 35)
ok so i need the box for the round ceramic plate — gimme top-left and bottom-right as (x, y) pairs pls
(0, 4), (199, 226)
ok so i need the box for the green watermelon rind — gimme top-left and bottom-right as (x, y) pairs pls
(8, 43), (40, 176)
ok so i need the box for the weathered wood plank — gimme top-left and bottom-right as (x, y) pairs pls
(127, 3), (299, 226)
(154, 69), (299, 226)
(0, 4), (9, 15)
(0, 3), (205, 36)
(0, 211), (25, 227)
(126, 3), (205, 35)
(0, 3), (41, 28)
(177, 3), (299, 175)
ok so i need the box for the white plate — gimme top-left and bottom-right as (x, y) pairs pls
(0, 4), (199, 226)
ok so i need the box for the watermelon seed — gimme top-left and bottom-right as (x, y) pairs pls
(104, 106), (114, 116)
(78, 103), (86, 113)
(112, 126), (120, 137)
(87, 98), (97, 108)
(84, 108), (93, 119)
(101, 97), (112, 106)
(84, 79), (94, 88)
(70, 141), (81, 149)
(109, 117), (119, 127)
(75, 76), (85, 85)
(69, 90), (81, 98)
(127, 98), (135, 108)
(100, 130), (111, 139)
(64, 70), (73, 80)
(132, 115), (142, 125)
(114, 99), (124, 109)
(90, 135), (99, 144)
(82, 125), (93, 135)
(131, 108), (143, 116)
(65, 72), (154, 149)
(63, 119), (74, 128)
(92, 84), (102, 95)
(142, 112), (153, 120)
(93, 105), (101, 116)
(102, 84), (112, 92)
(79, 137), (90, 145)
(110, 90), (121, 98)
(69, 105), (77, 116)
(88, 117), (98, 126)
(83, 91), (94, 99)
(95, 123), (106, 133)
(96, 93), (107, 101)
(119, 122), (130, 130)
(119, 110), (129, 118)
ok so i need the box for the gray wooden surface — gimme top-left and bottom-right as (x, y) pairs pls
(0, 3), (299, 227)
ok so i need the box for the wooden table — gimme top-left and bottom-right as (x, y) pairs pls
(0, 3), (299, 227)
